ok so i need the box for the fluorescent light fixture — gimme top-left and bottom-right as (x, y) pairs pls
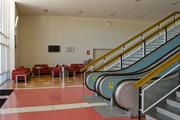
(15, 16), (19, 28)
(44, 9), (48, 13)
(105, 21), (112, 27)
(78, 10), (84, 15)
(171, 1), (180, 6)
(110, 12), (116, 17)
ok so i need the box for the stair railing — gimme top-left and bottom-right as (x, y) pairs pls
(81, 12), (180, 72)
(133, 52), (180, 118)
(93, 17), (180, 71)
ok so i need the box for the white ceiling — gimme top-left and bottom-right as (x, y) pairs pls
(15, 0), (180, 20)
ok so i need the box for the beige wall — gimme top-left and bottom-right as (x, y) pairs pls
(19, 15), (153, 67)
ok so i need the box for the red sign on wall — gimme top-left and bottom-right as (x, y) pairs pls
(87, 50), (90, 55)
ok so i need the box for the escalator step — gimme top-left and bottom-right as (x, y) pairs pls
(0, 98), (7, 108)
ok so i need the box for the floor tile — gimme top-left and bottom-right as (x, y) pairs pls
(2, 87), (92, 108)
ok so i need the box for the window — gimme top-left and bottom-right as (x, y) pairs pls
(0, 0), (11, 86)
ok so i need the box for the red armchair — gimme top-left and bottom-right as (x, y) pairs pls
(67, 64), (84, 76)
(32, 64), (50, 75)
(51, 65), (62, 77)
(12, 66), (31, 81)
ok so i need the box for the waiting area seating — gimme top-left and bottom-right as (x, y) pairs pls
(51, 64), (62, 77)
(12, 63), (84, 81)
(32, 64), (51, 75)
(12, 66), (32, 81)
(51, 64), (84, 77)
(68, 64), (84, 73)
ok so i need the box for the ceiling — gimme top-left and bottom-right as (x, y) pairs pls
(15, 0), (180, 21)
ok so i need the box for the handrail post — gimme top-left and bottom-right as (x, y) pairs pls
(120, 55), (123, 69)
(143, 41), (146, 57)
(164, 27), (167, 43)
(103, 58), (106, 63)
(141, 34), (144, 41)
(173, 13), (176, 26)
(119, 46), (125, 70)
(138, 87), (142, 120)
(103, 58), (106, 70)
(141, 35), (146, 57)
(158, 24), (161, 35)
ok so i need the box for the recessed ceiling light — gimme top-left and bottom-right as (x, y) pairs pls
(105, 21), (112, 27)
(139, 14), (146, 18)
(78, 10), (84, 15)
(44, 9), (48, 13)
(110, 12), (116, 17)
(170, 1), (180, 6)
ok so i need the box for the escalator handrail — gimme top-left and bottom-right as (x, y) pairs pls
(93, 17), (180, 71)
(133, 52), (180, 89)
(88, 33), (180, 74)
(81, 11), (180, 72)
(94, 47), (179, 99)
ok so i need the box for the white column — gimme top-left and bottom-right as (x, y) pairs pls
(9, 0), (15, 80)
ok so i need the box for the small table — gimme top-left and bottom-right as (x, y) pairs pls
(16, 74), (28, 88)
(35, 66), (43, 78)
(66, 68), (76, 77)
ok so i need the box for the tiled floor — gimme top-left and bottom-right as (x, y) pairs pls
(0, 108), (136, 120)
(0, 87), (138, 120)
(1, 75), (83, 89)
(0, 75), (139, 120)
(2, 87), (92, 108)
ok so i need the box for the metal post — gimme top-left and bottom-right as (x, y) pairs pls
(16, 75), (18, 88)
(59, 71), (61, 85)
(110, 98), (114, 106)
(138, 87), (142, 120)
(122, 45), (125, 68)
(103, 58), (106, 70)
(52, 71), (54, 81)
(173, 14), (176, 26)
(143, 41), (146, 57)
(61, 65), (65, 86)
(120, 55), (123, 69)
(25, 75), (27, 87)
(38, 68), (40, 79)
(141, 35), (144, 41)
(165, 27), (167, 43)
(158, 24), (160, 35)
(178, 61), (180, 84)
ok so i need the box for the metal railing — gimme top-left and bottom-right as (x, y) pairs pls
(81, 12), (180, 72)
(133, 52), (180, 119)
(94, 19), (180, 71)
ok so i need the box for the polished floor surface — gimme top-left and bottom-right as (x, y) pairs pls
(0, 75), (138, 120)
(1, 74), (83, 89)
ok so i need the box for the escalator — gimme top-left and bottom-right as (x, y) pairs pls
(81, 12), (180, 73)
(85, 16), (180, 91)
(114, 62), (179, 117)
(85, 30), (180, 91)
(80, 12), (180, 118)
(94, 34), (179, 100)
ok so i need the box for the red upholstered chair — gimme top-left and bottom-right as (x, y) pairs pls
(51, 65), (62, 77)
(67, 64), (84, 76)
(32, 64), (50, 75)
(12, 66), (32, 81)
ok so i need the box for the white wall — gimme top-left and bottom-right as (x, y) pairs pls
(19, 15), (153, 67)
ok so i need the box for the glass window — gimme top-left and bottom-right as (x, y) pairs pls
(0, 0), (11, 86)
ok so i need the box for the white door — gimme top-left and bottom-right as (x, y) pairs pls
(93, 49), (111, 60)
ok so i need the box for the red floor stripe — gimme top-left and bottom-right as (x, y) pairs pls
(2, 87), (92, 108)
